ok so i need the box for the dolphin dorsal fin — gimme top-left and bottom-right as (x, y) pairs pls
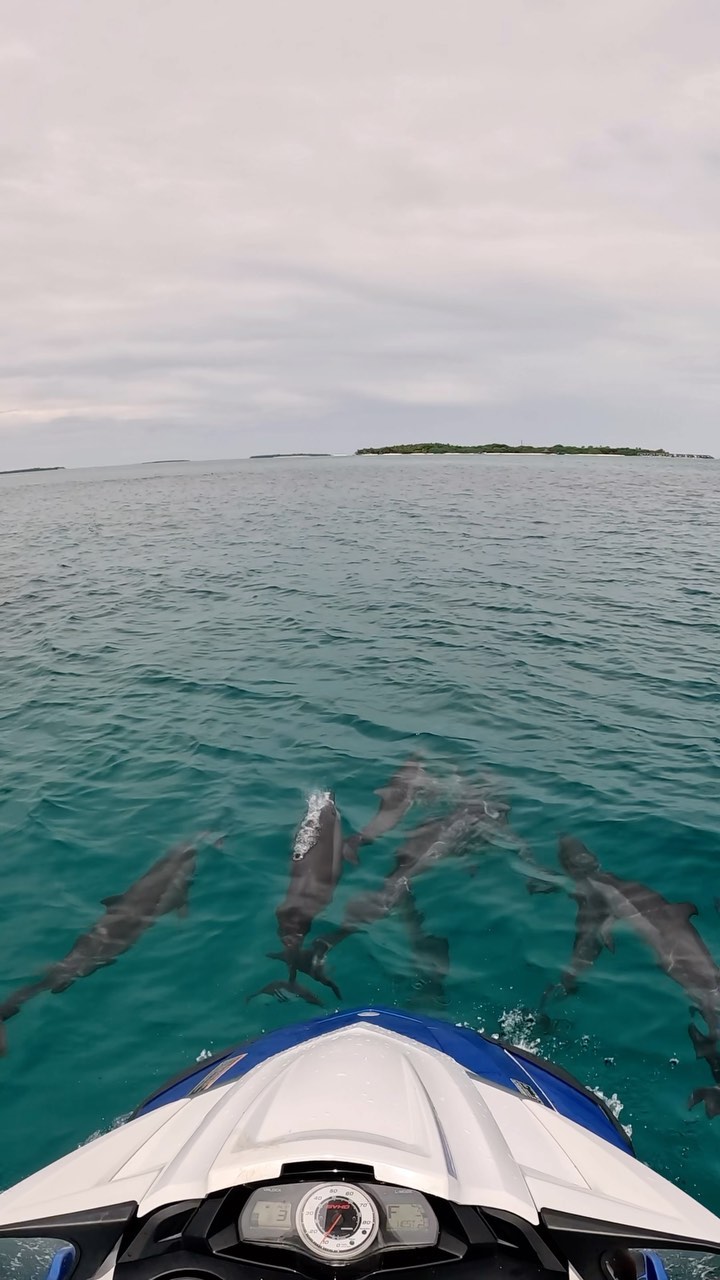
(101, 894), (123, 909)
(673, 901), (699, 920)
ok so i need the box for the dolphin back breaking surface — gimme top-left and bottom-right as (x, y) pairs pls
(274, 791), (345, 954)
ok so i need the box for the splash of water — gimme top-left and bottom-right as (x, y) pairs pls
(292, 790), (332, 861)
(498, 1006), (542, 1055)
(591, 1086), (633, 1138)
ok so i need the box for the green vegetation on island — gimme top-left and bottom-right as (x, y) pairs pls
(356, 443), (713, 459)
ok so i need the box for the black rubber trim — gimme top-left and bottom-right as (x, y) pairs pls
(118, 1201), (200, 1263)
(542, 1210), (720, 1251)
(0, 1202), (137, 1280)
(484, 1209), (564, 1272)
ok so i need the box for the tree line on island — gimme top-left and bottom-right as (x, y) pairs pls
(356, 442), (713, 458)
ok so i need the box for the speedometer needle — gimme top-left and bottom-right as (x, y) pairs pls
(322, 1214), (342, 1242)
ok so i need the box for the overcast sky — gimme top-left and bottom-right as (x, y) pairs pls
(1, 0), (719, 466)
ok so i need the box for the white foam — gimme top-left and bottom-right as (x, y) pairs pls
(78, 1112), (131, 1146)
(292, 790), (332, 861)
(498, 1006), (542, 1055)
(591, 1086), (633, 1137)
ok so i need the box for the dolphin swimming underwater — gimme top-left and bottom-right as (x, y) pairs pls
(687, 1024), (720, 1118)
(342, 757), (436, 859)
(305, 795), (535, 989)
(399, 887), (450, 1008)
(542, 836), (720, 1040)
(255, 791), (351, 1004)
(0, 839), (202, 1053)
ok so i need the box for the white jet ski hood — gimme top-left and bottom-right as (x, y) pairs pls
(0, 1008), (718, 1280)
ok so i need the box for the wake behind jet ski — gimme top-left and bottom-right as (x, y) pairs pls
(2, 1005), (720, 1280)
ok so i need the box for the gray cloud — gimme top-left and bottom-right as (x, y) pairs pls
(1, 0), (720, 465)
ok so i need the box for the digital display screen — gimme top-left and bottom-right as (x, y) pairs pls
(387, 1204), (427, 1232)
(250, 1200), (292, 1229)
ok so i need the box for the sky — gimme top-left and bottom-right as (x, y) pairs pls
(1, 0), (720, 467)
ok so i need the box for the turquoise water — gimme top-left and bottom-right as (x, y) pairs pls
(1, 456), (719, 1206)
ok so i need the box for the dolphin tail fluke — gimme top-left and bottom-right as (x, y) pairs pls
(689, 1085), (720, 1118)
(247, 980), (325, 1008)
(246, 981), (291, 1005)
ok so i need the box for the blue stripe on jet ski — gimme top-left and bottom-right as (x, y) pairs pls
(134, 1007), (632, 1154)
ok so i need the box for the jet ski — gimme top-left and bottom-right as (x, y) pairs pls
(1, 1007), (719, 1280)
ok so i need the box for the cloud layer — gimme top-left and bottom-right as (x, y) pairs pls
(2, 0), (720, 465)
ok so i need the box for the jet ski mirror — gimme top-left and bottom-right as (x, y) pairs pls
(0, 1236), (76, 1280)
(603, 1249), (720, 1280)
(43, 1245), (77, 1280)
(604, 1251), (671, 1280)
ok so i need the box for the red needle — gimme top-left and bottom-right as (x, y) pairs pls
(322, 1213), (342, 1242)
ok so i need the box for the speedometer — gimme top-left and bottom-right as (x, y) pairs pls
(296, 1183), (379, 1261)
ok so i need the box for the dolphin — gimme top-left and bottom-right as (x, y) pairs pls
(689, 1023), (720, 1078)
(252, 791), (351, 1005)
(543, 837), (720, 1039)
(398, 887), (450, 1008)
(246, 980), (325, 1008)
(687, 1024), (720, 1119)
(394, 797), (553, 891)
(689, 1087), (720, 1119)
(0, 840), (201, 1053)
(342, 757), (436, 859)
(306, 796), (531, 987)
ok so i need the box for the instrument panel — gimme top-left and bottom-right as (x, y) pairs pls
(239, 1180), (438, 1264)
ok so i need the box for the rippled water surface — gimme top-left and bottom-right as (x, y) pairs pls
(1, 456), (719, 1205)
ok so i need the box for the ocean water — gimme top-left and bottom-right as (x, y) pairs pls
(1, 455), (719, 1208)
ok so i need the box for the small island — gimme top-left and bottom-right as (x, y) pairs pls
(0, 466), (65, 475)
(251, 452), (332, 459)
(356, 443), (714, 459)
